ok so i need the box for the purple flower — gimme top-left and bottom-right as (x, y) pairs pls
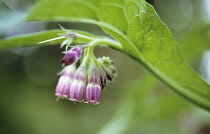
(69, 66), (87, 102)
(86, 68), (101, 104)
(61, 46), (84, 66)
(86, 84), (101, 105)
(55, 65), (76, 99)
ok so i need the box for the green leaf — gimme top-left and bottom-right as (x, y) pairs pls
(0, 29), (95, 50)
(2, 0), (210, 111)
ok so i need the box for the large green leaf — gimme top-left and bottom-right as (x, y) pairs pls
(1, 0), (210, 111)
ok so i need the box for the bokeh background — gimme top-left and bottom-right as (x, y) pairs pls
(0, 0), (210, 134)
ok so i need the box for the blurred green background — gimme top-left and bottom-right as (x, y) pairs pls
(0, 0), (210, 134)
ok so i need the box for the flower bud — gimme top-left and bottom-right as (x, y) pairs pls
(69, 66), (87, 102)
(105, 69), (114, 81)
(103, 65), (117, 82)
(86, 68), (101, 104)
(98, 56), (114, 65)
(99, 69), (107, 90)
(61, 46), (84, 66)
(55, 65), (76, 99)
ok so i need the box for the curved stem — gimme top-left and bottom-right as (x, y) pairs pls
(75, 33), (123, 51)
(82, 45), (95, 65)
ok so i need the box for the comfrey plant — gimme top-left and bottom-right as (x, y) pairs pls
(1, 0), (210, 112)
(38, 26), (117, 105)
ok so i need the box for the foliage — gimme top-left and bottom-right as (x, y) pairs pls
(0, 0), (210, 111)
(2, 0), (210, 133)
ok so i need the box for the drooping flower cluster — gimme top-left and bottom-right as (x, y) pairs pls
(55, 43), (116, 105)
(38, 26), (117, 105)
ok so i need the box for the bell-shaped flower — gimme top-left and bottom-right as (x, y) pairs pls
(55, 65), (76, 99)
(85, 68), (101, 104)
(69, 66), (87, 102)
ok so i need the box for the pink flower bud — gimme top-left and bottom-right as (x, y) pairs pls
(61, 46), (84, 66)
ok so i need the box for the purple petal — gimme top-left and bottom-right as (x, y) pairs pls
(55, 65), (76, 99)
(85, 84), (101, 104)
(69, 80), (86, 102)
(55, 75), (72, 99)
(69, 65), (87, 102)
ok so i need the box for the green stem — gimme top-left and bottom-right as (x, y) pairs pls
(82, 41), (97, 65)
(75, 33), (123, 51)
